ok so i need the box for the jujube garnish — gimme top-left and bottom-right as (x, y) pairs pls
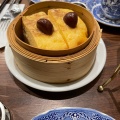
(37, 18), (53, 35)
(63, 12), (78, 28)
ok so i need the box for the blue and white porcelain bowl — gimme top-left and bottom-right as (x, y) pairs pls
(32, 107), (115, 120)
(101, 0), (120, 20)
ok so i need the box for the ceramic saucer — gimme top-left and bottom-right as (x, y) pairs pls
(85, 0), (101, 10)
(66, 0), (87, 3)
(31, 0), (40, 3)
(92, 4), (120, 27)
(31, 0), (65, 3)
(5, 39), (106, 92)
(65, 0), (101, 10)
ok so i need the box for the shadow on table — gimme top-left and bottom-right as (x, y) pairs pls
(117, 48), (120, 65)
(99, 23), (120, 35)
(104, 86), (120, 113)
(0, 47), (5, 53)
(13, 72), (102, 100)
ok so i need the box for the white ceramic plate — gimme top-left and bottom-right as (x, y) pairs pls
(5, 39), (106, 92)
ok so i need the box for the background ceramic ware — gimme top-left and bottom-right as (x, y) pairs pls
(0, 102), (5, 120)
(101, 0), (120, 20)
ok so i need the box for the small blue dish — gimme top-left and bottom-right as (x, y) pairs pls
(66, 0), (86, 3)
(32, 107), (115, 120)
(65, 0), (101, 10)
(101, 0), (120, 20)
(92, 4), (120, 27)
(31, 0), (88, 4)
(31, 0), (40, 3)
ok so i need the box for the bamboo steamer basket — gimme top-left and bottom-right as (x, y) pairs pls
(13, 1), (95, 57)
(7, 2), (101, 84)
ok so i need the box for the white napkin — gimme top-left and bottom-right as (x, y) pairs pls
(0, 4), (25, 48)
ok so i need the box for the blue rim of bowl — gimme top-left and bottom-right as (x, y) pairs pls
(31, 0), (40, 3)
(32, 107), (115, 120)
(92, 4), (120, 27)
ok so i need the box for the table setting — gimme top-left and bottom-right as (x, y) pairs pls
(0, 0), (120, 120)
(0, 0), (25, 48)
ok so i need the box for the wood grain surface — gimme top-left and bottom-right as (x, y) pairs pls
(0, 0), (120, 120)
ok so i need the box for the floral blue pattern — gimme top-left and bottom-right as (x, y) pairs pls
(101, 0), (120, 20)
(92, 4), (120, 27)
(31, 0), (40, 3)
(32, 108), (115, 120)
(86, 0), (101, 10)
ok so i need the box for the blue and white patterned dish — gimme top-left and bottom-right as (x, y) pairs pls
(85, 0), (101, 10)
(31, 0), (40, 3)
(101, 0), (120, 20)
(31, 0), (64, 3)
(92, 4), (120, 27)
(32, 107), (115, 120)
(66, 0), (101, 10)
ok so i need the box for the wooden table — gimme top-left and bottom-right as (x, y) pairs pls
(0, 0), (120, 119)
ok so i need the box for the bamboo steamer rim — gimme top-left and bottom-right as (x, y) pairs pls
(7, 17), (101, 63)
(8, 21), (101, 62)
(13, 1), (95, 57)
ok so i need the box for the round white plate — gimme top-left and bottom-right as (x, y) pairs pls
(5, 39), (106, 92)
